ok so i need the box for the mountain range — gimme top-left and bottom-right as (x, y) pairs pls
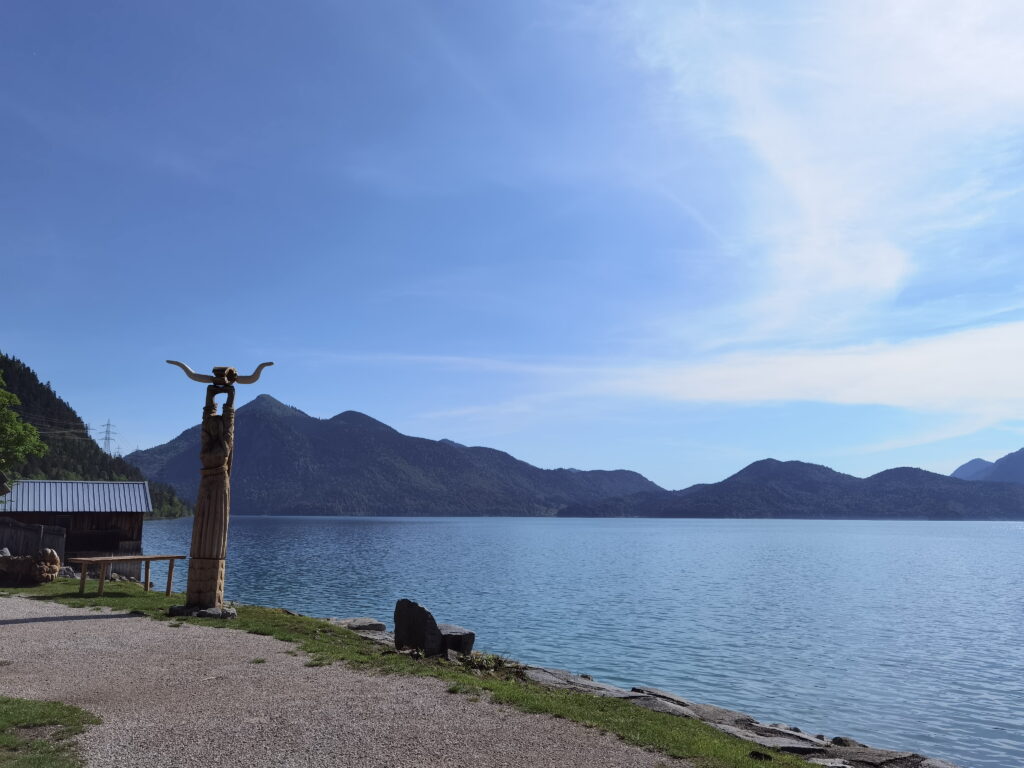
(115, 386), (1024, 521)
(126, 394), (661, 516)
(9, 346), (1022, 521)
(558, 458), (1024, 520)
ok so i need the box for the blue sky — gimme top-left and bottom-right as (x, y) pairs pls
(3, 1), (1024, 489)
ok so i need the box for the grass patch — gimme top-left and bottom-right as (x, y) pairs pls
(0, 696), (100, 768)
(446, 680), (484, 696)
(2, 581), (813, 768)
(458, 651), (515, 673)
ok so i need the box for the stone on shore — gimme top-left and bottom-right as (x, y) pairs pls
(525, 667), (644, 699)
(394, 599), (445, 656)
(714, 724), (826, 755)
(168, 604), (238, 619)
(437, 623), (475, 654)
(632, 696), (692, 717)
(393, 599), (476, 657)
(831, 737), (867, 748)
(333, 617), (386, 632)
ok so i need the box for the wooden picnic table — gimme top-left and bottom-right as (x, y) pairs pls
(67, 555), (186, 596)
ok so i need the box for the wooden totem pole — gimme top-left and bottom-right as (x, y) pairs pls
(167, 360), (273, 612)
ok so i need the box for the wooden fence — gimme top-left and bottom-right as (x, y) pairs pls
(0, 516), (66, 562)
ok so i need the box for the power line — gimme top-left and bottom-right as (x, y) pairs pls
(18, 413), (92, 429)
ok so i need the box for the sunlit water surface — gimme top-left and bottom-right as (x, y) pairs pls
(145, 517), (1024, 768)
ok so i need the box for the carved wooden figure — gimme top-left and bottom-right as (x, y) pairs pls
(167, 360), (273, 610)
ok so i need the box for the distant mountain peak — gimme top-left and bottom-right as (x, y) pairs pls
(725, 458), (852, 483)
(328, 410), (396, 432)
(867, 466), (944, 483)
(950, 457), (995, 481)
(965, 446), (1024, 485)
(240, 394), (310, 419)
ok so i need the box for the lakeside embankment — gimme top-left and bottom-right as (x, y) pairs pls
(343, 616), (962, 768)
(0, 582), (961, 768)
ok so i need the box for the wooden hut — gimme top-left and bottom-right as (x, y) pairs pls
(0, 480), (150, 577)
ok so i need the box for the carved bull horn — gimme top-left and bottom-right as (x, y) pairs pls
(166, 360), (216, 383)
(167, 360), (274, 385)
(234, 362), (274, 384)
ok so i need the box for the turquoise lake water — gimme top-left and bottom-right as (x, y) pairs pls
(144, 516), (1024, 768)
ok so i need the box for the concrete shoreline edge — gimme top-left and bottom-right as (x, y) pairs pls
(342, 621), (961, 768)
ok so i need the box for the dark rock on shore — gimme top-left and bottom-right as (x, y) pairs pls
(394, 599), (445, 656)
(394, 599), (476, 657)
(436, 623), (475, 654)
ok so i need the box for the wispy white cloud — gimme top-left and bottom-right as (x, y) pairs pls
(597, 321), (1024, 421)
(302, 320), (1024, 426)
(610, 0), (1024, 346)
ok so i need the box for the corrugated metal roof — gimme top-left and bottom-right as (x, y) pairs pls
(0, 480), (152, 514)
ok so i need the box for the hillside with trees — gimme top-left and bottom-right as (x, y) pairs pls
(0, 352), (191, 519)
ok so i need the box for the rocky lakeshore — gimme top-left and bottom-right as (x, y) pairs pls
(336, 613), (962, 768)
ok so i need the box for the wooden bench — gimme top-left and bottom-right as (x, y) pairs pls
(67, 555), (186, 596)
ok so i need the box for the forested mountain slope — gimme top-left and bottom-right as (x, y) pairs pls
(127, 394), (662, 516)
(0, 353), (191, 518)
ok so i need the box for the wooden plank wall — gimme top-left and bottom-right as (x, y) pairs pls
(0, 516), (66, 561)
(68, 512), (144, 578)
(1, 512), (144, 578)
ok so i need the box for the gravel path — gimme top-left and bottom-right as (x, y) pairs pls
(0, 597), (685, 767)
